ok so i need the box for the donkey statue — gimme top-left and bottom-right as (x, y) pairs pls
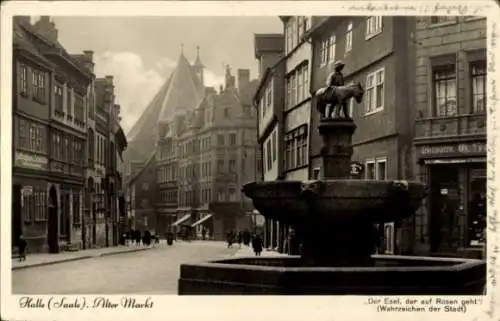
(314, 82), (365, 119)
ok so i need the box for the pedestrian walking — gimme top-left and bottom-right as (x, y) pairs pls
(202, 228), (207, 241)
(226, 231), (233, 248)
(252, 233), (263, 256)
(135, 230), (142, 245)
(17, 234), (27, 261)
(237, 231), (243, 249)
(243, 229), (251, 246)
(143, 230), (152, 246)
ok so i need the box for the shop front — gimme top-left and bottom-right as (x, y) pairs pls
(12, 152), (51, 253)
(416, 140), (486, 258)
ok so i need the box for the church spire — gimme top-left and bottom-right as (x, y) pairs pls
(192, 45), (204, 85)
(194, 45), (204, 68)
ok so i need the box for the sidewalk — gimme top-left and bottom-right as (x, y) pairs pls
(12, 241), (166, 271)
(232, 245), (289, 258)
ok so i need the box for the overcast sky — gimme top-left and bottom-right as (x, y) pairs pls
(44, 16), (283, 133)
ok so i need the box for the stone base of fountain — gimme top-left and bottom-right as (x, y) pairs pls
(178, 256), (485, 295)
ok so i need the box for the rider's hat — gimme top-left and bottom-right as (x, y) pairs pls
(334, 60), (345, 69)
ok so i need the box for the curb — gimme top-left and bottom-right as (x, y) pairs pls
(12, 247), (153, 271)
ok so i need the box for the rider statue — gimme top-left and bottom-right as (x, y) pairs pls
(325, 60), (348, 119)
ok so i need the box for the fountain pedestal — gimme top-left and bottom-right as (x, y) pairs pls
(318, 119), (356, 179)
(178, 117), (486, 295)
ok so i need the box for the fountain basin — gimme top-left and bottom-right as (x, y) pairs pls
(242, 180), (427, 226)
(178, 255), (485, 295)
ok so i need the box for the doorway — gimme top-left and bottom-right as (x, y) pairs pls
(47, 186), (59, 253)
(12, 185), (23, 248)
(429, 165), (461, 253)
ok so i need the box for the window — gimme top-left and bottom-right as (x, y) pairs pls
(229, 187), (237, 202)
(366, 16), (383, 39)
(266, 139), (272, 171)
(32, 69), (45, 102)
(365, 160), (375, 179)
(266, 84), (272, 109)
(22, 185), (47, 223)
(224, 108), (230, 118)
(54, 84), (64, 115)
(229, 159), (236, 173)
(19, 64), (28, 95)
(18, 119), (46, 154)
(384, 223), (395, 254)
(88, 88), (95, 119)
(376, 158), (387, 180)
(429, 16), (457, 25)
(365, 158), (387, 180)
(217, 159), (224, 173)
(320, 38), (328, 67)
(272, 130), (277, 162)
(286, 21), (293, 54)
(365, 68), (385, 114)
(74, 94), (85, 126)
(217, 188), (225, 201)
(217, 134), (225, 146)
(290, 73), (297, 107)
(471, 60), (486, 113)
(303, 66), (309, 100)
(286, 64), (309, 110)
(297, 68), (303, 103)
(345, 21), (353, 54)
(230, 133), (237, 145)
(433, 64), (457, 116)
(328, 34), (336, 64)
(285, 78), (290, 109)
(285, 125), (308, 171)
(313, 168), (321, 180)
(66, 87), (72, 117)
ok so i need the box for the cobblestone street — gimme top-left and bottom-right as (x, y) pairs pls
(12, 241), (239, 295)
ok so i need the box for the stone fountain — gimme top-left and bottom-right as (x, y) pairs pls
(178, 117), (485, 295)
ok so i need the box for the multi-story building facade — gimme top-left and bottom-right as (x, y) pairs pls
(253, 33), (286, 250)
(281, 16), (312, 182)
(12, 16), (54, 253)
(12, 16), (126, 253)
(412, 16), (487, 258)
(308, 16), (416, 254)
(12, 16), (93, 253)
(124, 48), (259, 241)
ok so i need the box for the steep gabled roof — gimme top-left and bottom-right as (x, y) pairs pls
(157, 53), (205, 121)
(126, 52), (205, 143)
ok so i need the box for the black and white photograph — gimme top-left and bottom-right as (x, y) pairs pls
(1, 3), (497, 318)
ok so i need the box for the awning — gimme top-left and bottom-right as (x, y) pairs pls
(192, 214), (213, 227)
(172, 214), (191, 227)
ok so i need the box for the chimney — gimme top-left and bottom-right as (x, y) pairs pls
(83, 50), (94, 62)
(219, 85), (224, 94)
(237, 69), (250, 92)
(105, 75), (114, 86)
(82, 50), (95, 72)
(224, 65), (236, 90)
(33, 16), (58, 43)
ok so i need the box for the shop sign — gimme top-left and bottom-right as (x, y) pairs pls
(421, 142), (486, 156)
(15, 152), (48, 170)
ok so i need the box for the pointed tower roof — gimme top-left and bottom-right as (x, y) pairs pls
(124, 44), (205, 162)
(193, 45), (204, 68)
